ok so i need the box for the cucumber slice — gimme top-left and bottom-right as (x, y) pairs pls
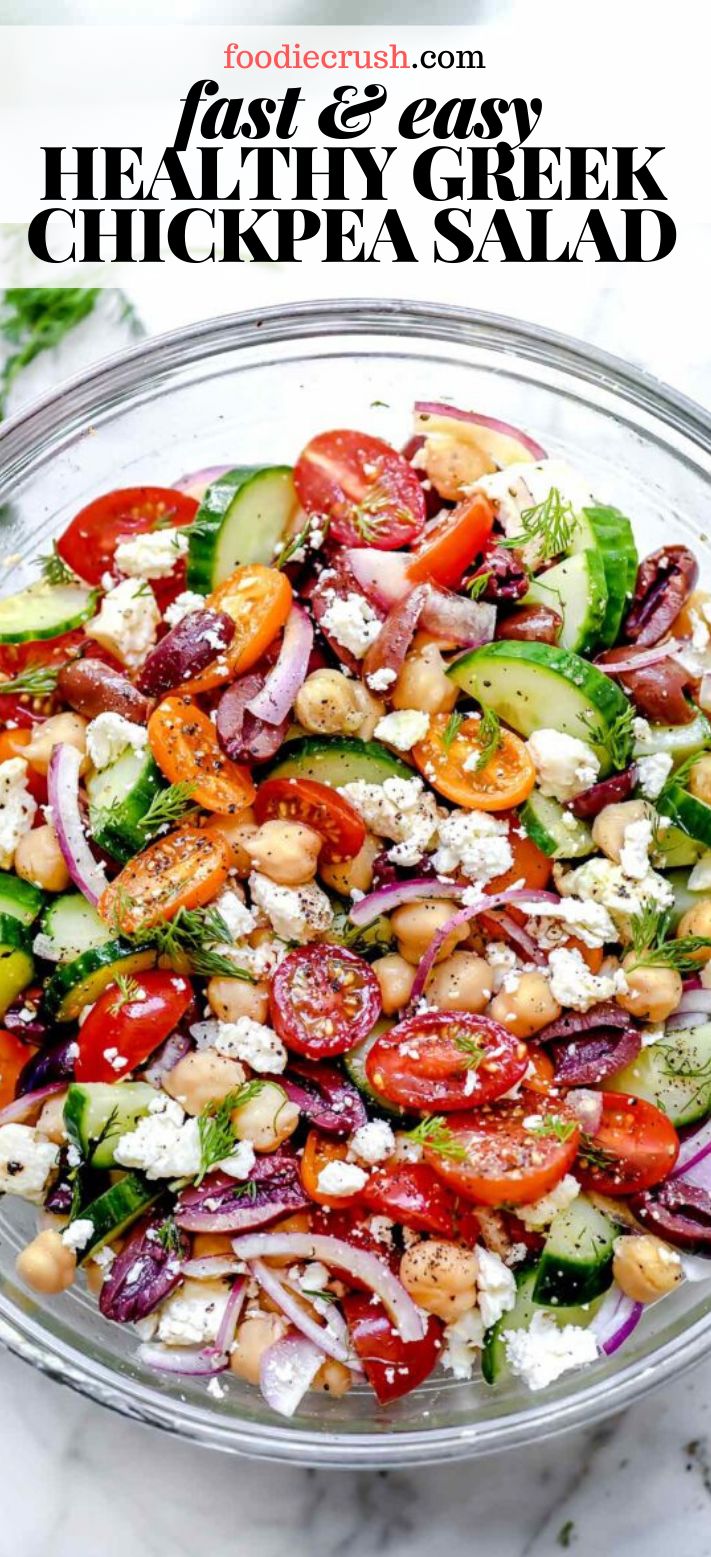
(79, 1173), (161, 1261)
(482, 1266), (601, 1385)
(666, 868), (707, 931)
(265, 736), (413, 788)
(448, 642), (630, 777)
(343, 1023), (405, 1117)
(634, 711), (711, 766)
(186, 466), (298, 592)
(65, 1081), (156, 1169)
(524, 550), (608, 655)
(652, 822), (702, 870)
(607, 1023), (711, 1127)
(533, 1195), (616, 1306)
(87, 749), (166, 863)
(0, 872), (45, 926)
(658, 786), (711, 849)
(0, 913), (33, 1017)
(44, 939), (157, 1022)
(39, 893), (113, 963)
(521, 791), (594, 860)
(573, 506), (638, 649)
(0, 582), (99, 644)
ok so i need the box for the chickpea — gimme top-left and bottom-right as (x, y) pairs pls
(399, 1239), (478, 1322)
(489, 972), (561, 1040)
(245, 819), (321, 886)
(373, 953), (416, 1015)
(14, 823), (70, 893)
(312, 1358), (353, 1397)
(162, 1051), (247, 1116)
(37, 1090), (68, 1146)
(426, 952), (493, 1013)
(677, 901), (711, 963)
(393, 642), (458, 717)
(592, 799), (652, 864)
(612, 1234), (683, 1304)
(207, 976), (270, 1025)
(202, 808), (256, 877)
(391, 900), (468, 966)
(319, 832), (380, 897)
(690, 755), (711, 807)
(25, 712), (88, 777)
(232, 1080), (299, 1152)
(617, 957), (683, 1023)
(16, 1228), (76, 1295)
(295, 669), (362, 736)
(423, 434), (493, 502)
(230, 1313), (288, 1386)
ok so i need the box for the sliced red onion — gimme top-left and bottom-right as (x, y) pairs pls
(349, 876), (468, 929)
(0, 1081), (64, 1128)
(673, 1118), (711, 1176)
(138, 1342), (228, 1377)
(405, 888), (561, 1008)
(260, 1332), (324, 1418)
(666, 1011), (709, 1032)
(479, 908), (546, 965)
(676, 990), (711, 1016)
(589, 1285), (643, 1356)
(173, 466), (232, 504)
(246, 605), (313, 726)
(215, 1277), (247, 1355)
(413, 402), (546, 461)
(594, 642), (676, 675)
(142, 1030), (192, 1088)
(250, 1258), (356, 1367)
(345, 547), (412, 609)
(419, 589), (496, 648)
(232, 1232), (425, 1342)
(48, 743), (107, 907)
(182, 1256), (244, 1280)
(566, 1088), (603, 1135)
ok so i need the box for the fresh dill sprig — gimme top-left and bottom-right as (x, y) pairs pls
(113, 903), (256, 982)
(466, 570), (492, 601)
(108, 973), (142, 1015)
(155, 1216), (183, 1254)
(301, 1287), (337, 1305)
(453, 1033), (486, 1069)
(578, 1136), (620, 1174)
(405, 1115), (467, 1161)
(275, 515), (329, 570)
(139, 781), (198, 839)
(473, 704), (502, 772)
(630, 902), (670, 958)
(36, 542), (79, 587)
(656, 746), (711, 810)
(351, 484), (411, 542)
(441, 710), (464, 753)
(527, 1114), (578, 1144)
(0, 662), (61, 698)
(501, 487), (578, 562)
(628, 903), (711, 972)
(580, 703), (636, 772)
(0, 288), (100, 417)
(197, 1082), (264, 1183)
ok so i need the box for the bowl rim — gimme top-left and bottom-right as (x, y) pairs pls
(0, 294), (710, 1465)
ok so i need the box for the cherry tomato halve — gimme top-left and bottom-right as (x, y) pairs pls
(0, 1030), (33, 1108)
(425, 1091), (581, 1207)
(270, 944), (381, 1059)
(576, 1092), (679, 1197)
(301, 1130), (364, 1207)
(180, 565), (293, 694)
(343, 1293), (443, 1404)
(412, 711), (536, 812)
(366, 1011), (528, 1113)
(295, 430), (426, 550)
(99, 826), (231, 933)
(406, 492), (495, 589)
(362, 1160), (467, 1239)
(253, 778), (366, 864)
(56, 487), (198, 586)
(148, 696), (255, 816)
(74, 971), (193, 1084)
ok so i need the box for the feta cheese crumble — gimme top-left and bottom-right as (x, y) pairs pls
(86, 577), (160, 669)
(636, 751), (673, 801)
(249, 872), (333, 941)
(164, 590), (207, 628)
(366, 666), (397, 692)
(475, 1246), (517, 1329)
(191, 1015), (287, 1074)
(619, 815), (654, 881)
(689, 852), (711, 892)
(471, 460), (595, 568)
(522, 895), (616, 950)
(157, 1279), (230, 1347)
(218, 1140), (256, 1179)
(114, 1094), (201, 1180)
(373, 708), (430, 751)
(86, 712), (148, 771)
(0, 758), (36, 868)
(320, 591), (382, 659)
(339, 776), (442, 867)
(526, 729), (600, 802)
(442, 1308), (486, 1379)
(517, 1175), (580, 1230)
(114, 526), (188, 580)
(433, 809), (513, 886)
(316, 1160), (369, 1198)
(503, 1310), (598, 1390)
(349, 1119), (395, 1165)
(61, 1218), (95, 1252)
(212, 887), (258, 943)
(557, 854), (674, 934)
(548, 946), (628, 1011)
(0, 1123), (58, 1202)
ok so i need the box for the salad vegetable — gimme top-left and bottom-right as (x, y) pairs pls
(3, 407), (710, 1416)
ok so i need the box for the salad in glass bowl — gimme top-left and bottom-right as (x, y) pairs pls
(0, 399), (710, 1419)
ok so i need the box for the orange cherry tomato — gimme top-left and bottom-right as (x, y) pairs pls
(0, 1029), (32, 1108)
(406, 493), (495, 589)
(148, 696), (255, 816)
(300, 1130), (363, 1207)
(98, 826), (230, 933)
(525, 1048), (555, 1095)
(180, 565), (292, 693)
(412, 711), (536, 812)
(0, 728), (47, 806)
(486, 817), (553, 893)
(425, 1091), (581, 1207)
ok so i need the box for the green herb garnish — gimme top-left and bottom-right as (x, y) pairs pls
(528, 1114), (578, 1144)
(155, 1216), (183, 1254)
(453, 1033), (486, 1069)
(0, 288), (100, 416)
(405, 1115), (467, 1161)
(501, 486), (578, 562)
(473, 704), (502, 772)
(580, 703), (636, 772)
(108, 973), (142, 1015)
(197, 1082), (265, 1183)
(139, 781), (198, 838)
(275, 515), (329, 570)
(36, 542), (78, 587)
(441, 710), (464, 753)
(0, 662), (61, 698)
(114, 903), (256, 982)
(466, 571), (492, 601)
(628, 903), (711, 973)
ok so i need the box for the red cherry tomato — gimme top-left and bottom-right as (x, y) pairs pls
(311, 1206), (398, 1279)
(74, 971), (193, 1084)
(424, 1091), (581, 1207)
(0, 1029), (33, 1108)
(365, 1011), (528, 1113)
(406, 492), (495, 589)
(270, 944), (381, 1059)
(294, 430), (426, 549)
(577, 1092), (679, 1197)
(56, 487), (198, 586)
(362, 1160), (465, 1238)
(343, 1293), (442, 1404)
(253, 778), (366, 864)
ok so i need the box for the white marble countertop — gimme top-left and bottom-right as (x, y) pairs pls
(2, 274), (710, 1554)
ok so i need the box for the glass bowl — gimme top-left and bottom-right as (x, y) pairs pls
(0, 299), (710, 1467)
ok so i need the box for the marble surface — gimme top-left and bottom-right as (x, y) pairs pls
(2, 273), (710, 1554)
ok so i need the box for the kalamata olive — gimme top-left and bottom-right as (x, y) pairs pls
(100, 1215), (189, 1322)
(217, 673), (289, 763)
(632, 1179), (711, 1251)
(309, 561), (385, 675)
(496, 605), (562, 645)
(136, 609), (235, 697)
(568, 765), (638, 818)
(57, 658), (152, 725)
(466, 546), (529, 604)
(17, 1034), (77, 1095)
(624, 545), (699, 646)
(597, 647), (696, 725)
